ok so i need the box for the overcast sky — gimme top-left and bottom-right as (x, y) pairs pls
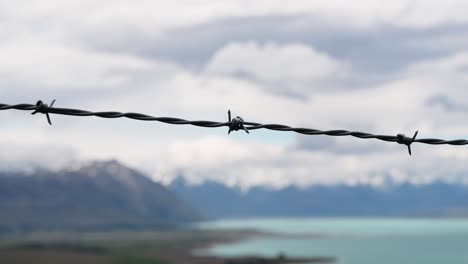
(1, 0), (468, 189)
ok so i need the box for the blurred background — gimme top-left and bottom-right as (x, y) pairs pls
(1, 1), (468, 263)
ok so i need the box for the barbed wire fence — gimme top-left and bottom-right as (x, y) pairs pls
(2, 99), (468, 156)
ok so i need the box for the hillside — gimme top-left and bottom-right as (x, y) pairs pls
(0, 161), (202, 234)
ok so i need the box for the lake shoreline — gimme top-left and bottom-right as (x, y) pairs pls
(0, 228), (336, 264)
(187, 229), (336, 264)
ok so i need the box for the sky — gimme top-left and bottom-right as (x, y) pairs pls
(1, 0), (468, 189)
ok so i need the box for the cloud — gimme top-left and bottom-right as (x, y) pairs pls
(426, 95), (468, 112)
(3, 57), (467, 190)
(2, 0), (468, 190)
(0, 37), (180, 95)
(206, 42), (345, 81)
(0, 140), (77, 171)
(136, 135), (468, 189)
(105, 14), (468, 90)
(3, 45), (468, 189)
(4, 0), (468, 32)
(295, 135), (388, 155)
(205, 42), (349, 96)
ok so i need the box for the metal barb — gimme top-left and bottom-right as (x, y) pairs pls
(397, 130), (419, 156)
(228, 110), (249, 134)
(31, 99), (55, 125)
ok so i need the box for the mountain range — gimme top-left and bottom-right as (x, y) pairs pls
(170, 178), (468, 218)
(0, 160), (202, 235)
(2, 160), (468, 235)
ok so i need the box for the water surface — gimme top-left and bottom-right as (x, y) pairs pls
(197, 218), (468, 264)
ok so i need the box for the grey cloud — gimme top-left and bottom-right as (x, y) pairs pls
(86, 15), (468, 77)
(74, 14), (468, 104)
(295, 135), (335, 151)
(0, 142), (78, 171)
(425, 95), (468, 112)
(295, 134), (388, 155)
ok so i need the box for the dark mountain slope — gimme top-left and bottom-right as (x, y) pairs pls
(0, 161), (202, 233)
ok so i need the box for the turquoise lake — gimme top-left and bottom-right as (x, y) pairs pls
(196, 218), (468, 264)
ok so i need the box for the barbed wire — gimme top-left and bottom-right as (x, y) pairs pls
(1, 99), (468, 156)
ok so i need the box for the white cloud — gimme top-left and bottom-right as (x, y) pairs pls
(0, 140), (77, 171)
(0, 37), (180, 92)
(205, 42), (348, 95)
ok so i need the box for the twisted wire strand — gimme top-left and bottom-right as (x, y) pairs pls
(1, 101), (467, 156)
